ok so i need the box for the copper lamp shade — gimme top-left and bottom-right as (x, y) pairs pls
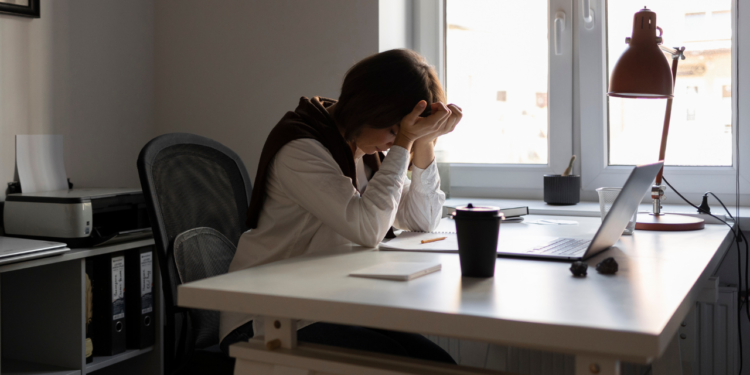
(608, 8), (673, 99)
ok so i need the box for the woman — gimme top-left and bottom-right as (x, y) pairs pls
(220, 49), (462, 363)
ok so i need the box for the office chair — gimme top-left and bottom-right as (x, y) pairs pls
(137, 133), (252, 375)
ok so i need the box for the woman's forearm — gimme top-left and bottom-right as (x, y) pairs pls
(394, 162), (446, 232)
(411, 139), (436, 169)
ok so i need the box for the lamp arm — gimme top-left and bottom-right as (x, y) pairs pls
(659, 45), (686, 60)
(654, 26), (685, 59)
(654, 48), (685, 186)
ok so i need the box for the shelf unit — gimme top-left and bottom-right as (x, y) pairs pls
(2, 359), (80, 375)
(0, 239), (162, 375)
(85, 347), (152, 373)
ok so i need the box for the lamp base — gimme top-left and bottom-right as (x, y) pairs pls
(635, 213), (705, 231)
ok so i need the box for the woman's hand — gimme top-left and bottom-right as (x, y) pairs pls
(393, 101), (452, 151)
(415, 103), (462, 146)
(411, 103), (463, 169)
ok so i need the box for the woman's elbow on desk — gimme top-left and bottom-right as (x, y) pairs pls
(342, 222), (390, 247)
(352, 226), (388, 248)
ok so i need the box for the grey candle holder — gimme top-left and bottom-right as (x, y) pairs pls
(543, 175), (581, 205)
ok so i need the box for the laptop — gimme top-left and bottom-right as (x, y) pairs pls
(0, 237), (69, 266)
(497, 161), (664, 261)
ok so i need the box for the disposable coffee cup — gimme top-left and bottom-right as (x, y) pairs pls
(453, 204), (503, 277)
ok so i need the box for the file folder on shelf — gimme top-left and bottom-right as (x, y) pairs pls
(126, 248), (155, 349)
(85, 259), (94, 363)
(92, 252), (127, 356)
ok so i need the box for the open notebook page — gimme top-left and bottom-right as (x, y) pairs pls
(402, 216), (456, 234)
(379, 232), (459, 252)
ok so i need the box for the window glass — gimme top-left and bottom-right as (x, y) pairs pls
(607, 1), (733, 166)
(441, 0), (548, 164)
(711, 11), (732, 40)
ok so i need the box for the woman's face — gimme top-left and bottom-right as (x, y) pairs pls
(354, 124), (400, 155)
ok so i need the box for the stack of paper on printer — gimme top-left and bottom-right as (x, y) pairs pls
(16, 135), (69, 193)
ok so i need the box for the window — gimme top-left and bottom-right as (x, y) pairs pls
(683, 12), (707, 41)
(440, 0), (549, 164)
(607, 1), (733, 167)
(577, 0), (749, 198)
(427, 0), (573, 195)
(711, 11), (732, 40)
(395, 0), (749, 200)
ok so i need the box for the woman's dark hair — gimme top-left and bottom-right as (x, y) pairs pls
(332, 49), (446, 141)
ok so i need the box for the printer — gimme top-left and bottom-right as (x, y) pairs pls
(4, 188), (152, 248)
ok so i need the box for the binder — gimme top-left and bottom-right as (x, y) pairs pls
(92, 252), (127, 356)
(126, 248), (155, 349)
(85, 259), (94, 363)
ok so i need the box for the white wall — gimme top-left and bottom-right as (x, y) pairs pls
(0, 0), (155, 197)
(155, 0), (379, 180)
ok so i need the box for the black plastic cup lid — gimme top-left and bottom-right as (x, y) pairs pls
(454, 203), (502, 218)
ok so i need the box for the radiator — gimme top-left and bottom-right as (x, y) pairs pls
(681, 287), (738, 375)
(426, 288), (738, 375)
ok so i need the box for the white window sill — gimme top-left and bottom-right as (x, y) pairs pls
(443, 197), (750, 223)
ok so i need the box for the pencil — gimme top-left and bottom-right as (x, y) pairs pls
(421, 237), (447, 244)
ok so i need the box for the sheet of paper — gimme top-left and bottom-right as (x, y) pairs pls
(524, 219), (579, 225)
(16, 135), (69, 193)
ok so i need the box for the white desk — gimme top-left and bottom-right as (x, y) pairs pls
(178, 216), (733, 375)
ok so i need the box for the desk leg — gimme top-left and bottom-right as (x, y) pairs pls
(575, 355), (620, 375)
(264, 317), (298, 349)
(651, 330), (683, 375)
(234, 317), (302, 375)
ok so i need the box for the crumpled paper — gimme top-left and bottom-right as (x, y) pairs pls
(524, 219), (579, 225)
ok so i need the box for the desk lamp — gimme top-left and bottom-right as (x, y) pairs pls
(608, 7), (704, 231)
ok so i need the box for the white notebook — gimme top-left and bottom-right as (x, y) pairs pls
(349, 262), (442, 281)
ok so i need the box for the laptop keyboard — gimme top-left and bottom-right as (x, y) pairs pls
(526, 238), (591, 257)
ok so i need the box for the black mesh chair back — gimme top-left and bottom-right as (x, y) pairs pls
(137, 133), (251, 374)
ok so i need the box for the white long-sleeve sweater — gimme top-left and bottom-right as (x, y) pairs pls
(219, 138), (445, 341)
